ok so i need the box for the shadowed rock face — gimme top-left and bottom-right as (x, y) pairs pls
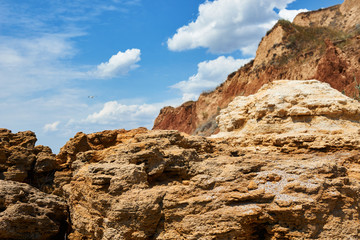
(0, 129), (57, 191)
(0, 180), (68, 240)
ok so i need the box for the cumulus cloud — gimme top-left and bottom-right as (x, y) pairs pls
(93, 49), (141, 78)
(167, 0), (296, 54)
(80, 98), (181, 130)
(279, 8), (308, 22)
(44, 121), (60, 132)
(172, 56), (251, 101)
(85, 101), (157, 124)
(0, 0), (144, 153)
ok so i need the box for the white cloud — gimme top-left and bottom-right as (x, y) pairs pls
(279, 8), (308, 22)
(0, 33), (79, 67)
(0, 0), (143, 153)
(71, 98), (182, 130)
(172, 56), (251, 101)
(167, 0), (295, 54)
(0, 33), (86, 99)
(86, 101), (158, 125)
(92, 49), (141, 78)
(0, 0), (142, 99)
(43, 121), (60, 132)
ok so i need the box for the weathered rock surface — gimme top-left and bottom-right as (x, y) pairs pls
(0, 128), (57, 191)
(0, 180), (68, 240)
(57, 129), (214, 239)
(44, 126), (360, 239)
(153, 0), (360, 136)
(294, 0), (360, 31)
(53, 128), (150, 195)
(213, 80), (360, 152)
(52, 78), (360, 239)
(3, 1), (360, 239)
(2, 115), (360, 239)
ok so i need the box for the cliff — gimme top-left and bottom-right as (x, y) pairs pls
(2, 80), (360, 239)
(214, 80), (360, 151)
(153, 0), (360, 136)
(3, 1), (360, 239)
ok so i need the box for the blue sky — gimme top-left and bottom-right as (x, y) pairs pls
(0, 0), (343, 152)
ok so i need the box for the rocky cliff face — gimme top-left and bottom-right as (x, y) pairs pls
(0, 129), (57, 191)
(214, 80), (360, 151)
(3, 1), (360, 239)
(0, 129), (68, 239)
(58, 129), (360, 239)
(153, 0), (360, 136)
(2, 80), (360, 239)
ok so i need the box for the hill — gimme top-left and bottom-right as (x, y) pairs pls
(153, 0), (360, 136)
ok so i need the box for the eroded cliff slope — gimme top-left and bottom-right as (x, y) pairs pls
(153, 0), (360, 136)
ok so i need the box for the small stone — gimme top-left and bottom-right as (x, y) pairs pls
(247, 180), (258, 190)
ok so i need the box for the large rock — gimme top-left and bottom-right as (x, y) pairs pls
(53, 128), (150, 195)
(48, 127), (360, 239)
(3, 122), (360, 239)
(0, 129), (57, 191)
(58, 130), (214, 239)
(0, 180), (68, 240)
(213, 80), (360, 152)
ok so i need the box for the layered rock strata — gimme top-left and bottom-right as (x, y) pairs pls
(2, 122), (360, 239)
(213, 80), (360, 152)
(54, 130), (360, 239)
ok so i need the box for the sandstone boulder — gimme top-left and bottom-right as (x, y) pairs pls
(57, 130), (214, 239)
(0, 129), (57, 191)
(213, 80), (360, 152)
(0, 180), (68, 240)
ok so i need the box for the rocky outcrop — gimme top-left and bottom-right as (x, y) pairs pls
(294, 0), (360, 31)
(0, 129), (69, 239)
(2, 98), (360, 239)
(49, 128), (360, 239)
(3, 1), (360, 239)
(0, 180), (68, 240)
(0, 128), (57, 191)
(57, 80), (360, 239)
(55, 129), (214, 239)
(53, 128), (150, 195)
(213, 80), (360, 152)
(152, 102), (198, 136)
(153, 0), (360, 135)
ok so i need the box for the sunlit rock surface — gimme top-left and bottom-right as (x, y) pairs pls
(214, 80), (360, 152)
